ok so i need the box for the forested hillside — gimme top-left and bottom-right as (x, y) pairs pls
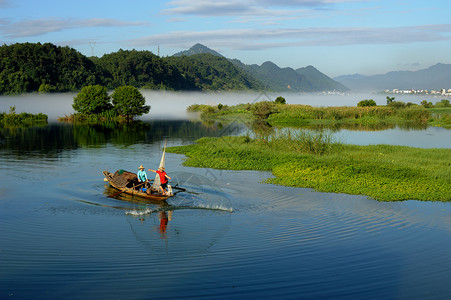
(230, 59), (348, 92)
(92, 49), (195, 90)
(0, 43), (104, 94)
(0, 42), (347, 95)
(0, 43), (264, 95)
(165, 53), (265, 91)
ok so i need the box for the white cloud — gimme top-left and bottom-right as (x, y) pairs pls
(162, 0), (275, 16)
(0, 18), (149, 38)
(126, 24), (451, 50)
(162, 0), (365, 17)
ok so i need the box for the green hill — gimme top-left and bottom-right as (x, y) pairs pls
(172, 44), (348, 93)
(0, 42), (104, 95)
(0, 43), (263, 95)
(165, 53), (265, 91)
(0, 42), (347, 95)
(93, 49), (195, 90)
(230, 59), (348, 92)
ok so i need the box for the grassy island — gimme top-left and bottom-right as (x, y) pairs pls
(168, 136), (451, 202)
(0, 106), (48, 127)
(188, 100), (451, 128)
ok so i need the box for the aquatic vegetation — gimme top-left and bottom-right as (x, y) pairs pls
(428, 107), (451, 127)
(190, 101), (445, 127)
(168, 136), (451, 202)
(268, 104), (430, 125)
(0, 106), (48, 127)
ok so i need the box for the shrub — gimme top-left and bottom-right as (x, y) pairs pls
(357, 99), (376, 107)
(275, 96), (286, 104)
(202, 106), (216, 115)
(72, 85), (111, 114)
(396, 106), (430, 121)
(38, 83), (56, 93)
(388, 101), (406, 109)
(421, 100), (433, 108)
(435, 99), (450, 108)
(251, 101), (278, 119)
(111, 86), (150, 117)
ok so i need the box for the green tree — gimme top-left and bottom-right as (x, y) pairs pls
(421, 100), (433, 108)
(111, 86), (150, 117)
(386, 96), (395, 104)
(251, 101), (278, 119)
(435, 99), (450, 108)
(275, 96), (286, 104)
(357, 99), (376, 107)
(72, 85), (111, 114)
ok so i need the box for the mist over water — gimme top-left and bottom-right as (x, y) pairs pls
(1, 91), (448, 122)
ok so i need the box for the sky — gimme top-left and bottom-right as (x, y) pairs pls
(1, 0), (450, 77)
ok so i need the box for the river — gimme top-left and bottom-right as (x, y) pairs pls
(0, 92), (450, 299)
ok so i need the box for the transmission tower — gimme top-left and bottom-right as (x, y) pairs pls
(89, 41), (96, 56)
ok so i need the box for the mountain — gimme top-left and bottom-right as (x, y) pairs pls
(334, 63), (451, 91)
(173, 43), (223, 58)
(229, 59), (348, 92)
(165, 53), (265, 91)
(296, 65), (349, 92)
(0, 42), (104, 94)
(175, 43), (348, 92)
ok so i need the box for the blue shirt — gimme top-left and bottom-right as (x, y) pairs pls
(137, 170), (148, 182)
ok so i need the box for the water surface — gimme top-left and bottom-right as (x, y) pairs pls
(1, 94), (451, 299)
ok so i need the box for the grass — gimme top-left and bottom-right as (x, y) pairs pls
(58, 112), (133, 124)
(189, 102), (451, 128)
(268, 104), (431, 126)
(0, 106), (48, 127)
(427, 107), (451, 127)
(168, 136), (451, 202)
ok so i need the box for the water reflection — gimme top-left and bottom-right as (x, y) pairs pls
(280, 121), (430, 132)
(0, 120), (229, 158)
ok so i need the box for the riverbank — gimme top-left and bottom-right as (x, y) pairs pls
(168, 136), (451, 202)
(188, 103), (451, 128)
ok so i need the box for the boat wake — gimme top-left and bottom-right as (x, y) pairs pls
(125, 203), (233, 216)
(120, 171), (234, 215)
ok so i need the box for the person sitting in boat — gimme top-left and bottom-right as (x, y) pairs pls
(137, 165), (148, 190)
(148, 166), (171, 195)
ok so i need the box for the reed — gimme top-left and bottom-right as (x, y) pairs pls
(268, 104), (430, 125)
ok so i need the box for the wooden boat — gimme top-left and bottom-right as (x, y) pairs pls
(103, 141), (184, 201)
(103, 170), (173, 201)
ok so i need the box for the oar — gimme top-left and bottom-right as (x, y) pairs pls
(108, 181), (147, 198)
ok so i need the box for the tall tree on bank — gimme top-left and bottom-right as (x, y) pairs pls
(72, 85), (112, 114)
(111, 86), (150, 118)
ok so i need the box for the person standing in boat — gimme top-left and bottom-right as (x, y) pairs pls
(148, 166), (171, 195)
(137, 165), (148, 190)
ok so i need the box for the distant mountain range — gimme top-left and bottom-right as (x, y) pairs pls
(334, 63), (451, 91)
(176, 43), (349, 93)
(178, 44), (451, 92)
(2, 42), (447, 95)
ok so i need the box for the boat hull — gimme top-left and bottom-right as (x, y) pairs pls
(103, 170), (171, 201)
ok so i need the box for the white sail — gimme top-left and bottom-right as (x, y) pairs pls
(152, 141), (166, 190)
